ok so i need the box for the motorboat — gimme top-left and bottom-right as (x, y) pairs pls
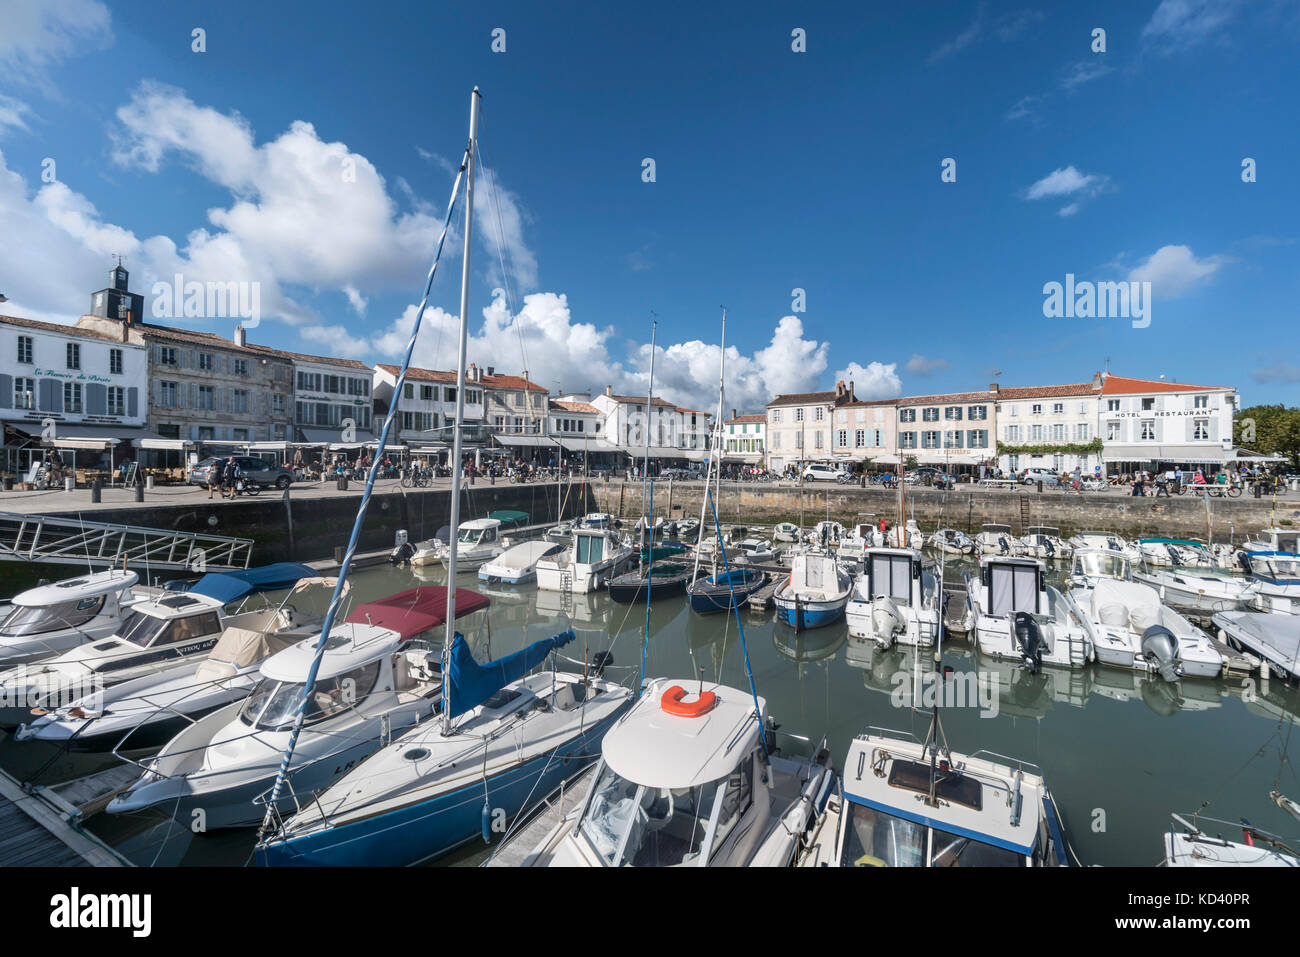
(1163, 811), (1298, 867)
(929, 528), (974, 555)
(582, 512), (613, 528)
(0, 563), (315, 729)
(607, 560), (698, 603)
(1070, 572), (1224, 680)
(544, 522), (576, 544)
(845, 548), (941, 648)
(799, 727), (1071, 867)
(772, 522), (802, 544)
(478, 541), (565, 585)
(963, 557), (1093, 670)
(254, 631), (633, 865)
(811, 521), (845, 549)
(641, 541), (687, 563)
(1131, 541), (1257, 613)
(15, 577), (337, 753)
(1067, 530), (1129, 554)
(1018, 526), (1072, 561)
(633, 516), (665, 537)
(1239, 552), (1300, 615)
(773, 553), (852, 630)
(494, 677), (834, 867)
(1213, 610), (1300, 681)
(687, 567), (767, 614)
(414, 518), (506, 570)
(885, 520), (924, 550)
(731, 538), (777, 565)
(1134, 537), (1215, 568)
(1240, 526), (1300, 556)
(536, 526), (636, 594)
(107, 586), (490, 830)
(0, 569), (146, 668)
(976, 524), (1022, 557)
(675, 518), (700, 539)
(838, 523), (883, 563)
(1066, 548), (1133, 590)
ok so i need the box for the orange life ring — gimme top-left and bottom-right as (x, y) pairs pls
(661, 684), (718, 718)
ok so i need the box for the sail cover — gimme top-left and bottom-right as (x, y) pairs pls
(188, 563), (316, 605)
(444, 629), (576, 720)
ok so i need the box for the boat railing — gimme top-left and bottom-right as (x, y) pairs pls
(967, 749), (1045, 777)
(767, 726), (826, 764)
(1170, 811), (1296, 852)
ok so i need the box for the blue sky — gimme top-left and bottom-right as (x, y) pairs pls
(1, 0), (1297, 414)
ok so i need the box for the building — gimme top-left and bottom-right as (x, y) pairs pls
(476, 365), (549, 436)
(288, 352), (376, 445)
(88, 260), (144, 326)
(764, 380), (856, 473)
(1096, 374), (1237, 472)
(723, 412), (766, 464)
(372, 363), (486, 450)
(993, 378), (1102, 476)
(590, 387), (713, 463)
(828, 399), (899, 467)
(0, 313), (149, 472)
(893, 387), (999, 471)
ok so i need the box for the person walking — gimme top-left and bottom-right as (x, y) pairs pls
(207, 461), (222, 499)
(222, 455), (240, 499)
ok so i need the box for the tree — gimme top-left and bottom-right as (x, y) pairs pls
(1235, 405), (1300, 469)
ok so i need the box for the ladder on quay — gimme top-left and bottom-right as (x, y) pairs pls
(0, 511), (254, 572)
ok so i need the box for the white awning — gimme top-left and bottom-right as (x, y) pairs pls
(1103, 445), (1227, 464)
(495, 435), (561, 448)
(1226, 448), (1287, 462)
(721, 452), (762, 464)
(45, 436), (121, 451)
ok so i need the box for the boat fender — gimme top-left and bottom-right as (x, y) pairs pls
(481, 799), (492, 844)
(661, 684), (718, 717)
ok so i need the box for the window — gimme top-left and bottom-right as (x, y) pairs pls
(922, 407), (939, 422)
(900, 409), (916, 422)
(1008, 405), (1018, 416)
(854, 429), (865, 447)
(233, 390), (249, 413)
(66, 342), (80, 370)
(445, 387), (457, 403)
(1031, 404), (1042, 415)
(1107, 422), (1121, 441)
(1194, 395), (1208, 409)
(795, 432), (803, 448)
(814, 431), (824, 449)
(232, 359), (248, 376)
(273, 394), (285, 414)
(403, 383), (414, 400)
(297, 371), (321, 392)
(63, 382), (83, 412)
(944, 407), (962, 421)
(110, 348), (123, 375)
(272, 424), (287, 441)
(1052, 424), (1065, 441)
(814, 407), (824, 422)
(922, 431), (940, 449)
(420, 385), (434, 401)
(107, 386), (125, 416)
(1107, 399), (1120, 412)
(771, 409), (782, 423)
(967, 430), (987, 448)
(1140, 420), (1156, 440)
(1030, 424), (1043, 442)
(17, 335), (33, 364)
(198, 352), (213, 371)
(1141, 397), (1155, 411)
(772, 433), (780, 449)
(159, 346), (177, 366)
(795, 408), (805, 422)
(198, 385), (214, 410)
(1005, 425), (1021, 442)
(14, 377), (35, 409)
(1075, 423), (1090, 441)
(1193, 418), (1209, 440)
(943, 430), (963, 449)
(968, 405), (987, 420)
(1052, 403), (1064, 414)
(836, 430), (848, 447)
(198, 426), (214, 441)
(160, 381), (179, 407)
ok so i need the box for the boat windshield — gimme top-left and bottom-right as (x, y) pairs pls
(238, 660), (382, 729)
(1257, 556), (1300, 579)
(840, 800), (1025, 866)
(458, 528), (485, 545)
(575, 534), (606, 564)
(928, 823), (1025, 867)
(116, 609), (172, 647)
(0, 595), (105, 637)
(1074, 552), (1128, 581)
(577, 762), (740, 866)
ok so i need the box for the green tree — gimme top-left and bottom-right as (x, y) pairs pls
(1235, 405), (1300, 469)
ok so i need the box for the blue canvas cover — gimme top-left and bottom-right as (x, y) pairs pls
(445, 629), (575, 720)
(187, 562), (316, 605)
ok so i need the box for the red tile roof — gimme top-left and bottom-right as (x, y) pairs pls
(766, 390), (839, 407)
(376, 363), (457, 384)
(481, 373), (547, 392)
(1100, 374), (1228, 394)
(1, 314), (137, 344)
(550, 399), (600, 414)
(726, 414), (767, 424)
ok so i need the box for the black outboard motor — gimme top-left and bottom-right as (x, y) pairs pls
(998, 535), (1010, 555)
(590, 650), (615, 678)
(1141, 625), (1183, 683)
(390, 540), (415, 565)
(1237, 552), (1253, 575)
(1042, 537), (1055, 559)
(1012, 611), (1044, 673)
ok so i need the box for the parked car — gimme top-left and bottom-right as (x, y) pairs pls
(1020, 467), (1058, 485)
(801, 464), (845, 482)
(188, 456), (295, 490)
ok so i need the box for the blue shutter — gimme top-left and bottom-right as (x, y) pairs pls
(0, 374), (10, 410)
(40, 379), (62, 413)
(86, 383), (107, 415)
(127, 387), (138, 418)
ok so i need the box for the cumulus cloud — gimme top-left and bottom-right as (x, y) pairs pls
(834, 362), (903, 400)
(1024, 165), (1111, 216)
(1127, 244), (1229, 298)
(0, 0), (112, 89)
(904, 354), (949, 376)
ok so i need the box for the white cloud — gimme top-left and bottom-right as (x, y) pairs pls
(1143, 0), (1243, 52)
(928, 6), (1042, 62)
(0, 0), (112, 88)
(927, 6), (985, 63)
(904, 354), (949, 376)
(1004, 95), (1039, 121)
(343, 285), (367, 315)
(834, 362), (903, 400)
(1024, 165), (1111, 216)
(1127, 244), (1228, 298)
(1251, 360), (1300, 385)
(1061, 60), (1113, 91)
(0, 96), (35, 137)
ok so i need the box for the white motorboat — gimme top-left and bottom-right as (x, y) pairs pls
(1164, 811), (1298, 867)
(1070, 573), (1225, 680)
(772, 522), (802, 544)
(975, 524), (1022, 557)
(773, 553), (852, 630)
(885, 520), (924, 550)
(1067, 530), (1129, 554)
(1213, 610), (1300, 681)
(810, 521), (845, 548)
(413, 517), (506, 569)
(1240, 526), (1300, 556)
(929, 528), (974, 555)
(732, 538), (777, 565)
(15, 577), (337, 754)
(536, 526), (636, 594)
(498, 677), (834, 867)
(1131, 541), (1257, 613)
(582, 512), (613, 528)
(1239, 551), (1300, 615)
(838, 523), (884, 563)
(0, 563), (315, 729)
(107, 586), (490, 829)
(478, 540), (565, 585)
(963, 557), (1093, 670)
(845, 547), (941, 648)
(1066, 547), (1133, 590)
(0, 569), (145, 668)
(1133, 537), (1215, 568)
(1018, 525), (1072, 561)
(799, 727), (1072, 867)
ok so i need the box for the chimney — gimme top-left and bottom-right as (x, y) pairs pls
(731, 408), (737, 422)
(468, 362), (477, 382)
(988, 382), (999, 394)
(1091, 371), (1103, 391)
(486, 366), (495, 377)
(605, 385), (613, 396)
(849, 380), (855, 401)
(835, 380), (846, 398)
(234, 325), (246, 347)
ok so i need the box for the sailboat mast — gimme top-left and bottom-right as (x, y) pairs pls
(692, 309), (725, 579)
(640, 320), (657, 559)
(442, 86), (480, 736)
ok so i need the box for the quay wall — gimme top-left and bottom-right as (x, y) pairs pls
(592, 479), (1295, 541)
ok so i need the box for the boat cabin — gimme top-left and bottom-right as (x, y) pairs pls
(864, 548), (924, 607)
(1069, 548), (1131, 585)
(976, 558), (1046, 618)
(455, 518), (502, 547)
(0, 570), (139, 645)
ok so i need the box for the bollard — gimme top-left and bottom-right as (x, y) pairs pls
(2, 476), (12, 491)
(64, 476), (74, 492)
(135, 481), (144, 502)
(1037, 480), (1043, 493)
(146, 474), (155, 490)
(490, 473), (495, 485)
(91, 479), (102, 503)
(334, 545), (345, 564)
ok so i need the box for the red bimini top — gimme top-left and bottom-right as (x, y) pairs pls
(345, 587), (490, 639)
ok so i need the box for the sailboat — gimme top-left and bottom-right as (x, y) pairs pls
(253, 88), (632, 865)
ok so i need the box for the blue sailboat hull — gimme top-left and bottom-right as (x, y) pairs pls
(774, 596), (848, 630)
(688, 569), (766, 613)
(256, 707), (626, 867)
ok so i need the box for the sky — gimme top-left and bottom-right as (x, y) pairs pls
(1, 0), (1297, 416)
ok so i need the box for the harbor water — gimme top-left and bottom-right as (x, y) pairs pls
(2, 554), (1296, 867)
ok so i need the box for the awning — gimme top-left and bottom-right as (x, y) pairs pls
(681, 450), (712, 462)
(44, 436), (121, 451)
(636, 446), (691, 459)
(247, 441), (290, 452)
(722, 453), (762, 464)
(1226, 448), (1288, 462)
(554, 436), (621, 454)
(1102, 445), (1227, 463)
(494, 435), (561, 448)
(140, 437), (195, 451)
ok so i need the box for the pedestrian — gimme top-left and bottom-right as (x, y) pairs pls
(207, 461), (221, 499)
(222, 455), (239, 498)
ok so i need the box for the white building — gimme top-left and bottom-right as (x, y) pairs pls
(993, 379), (1101, 476)
(590, 387), (713, 462)
(291, 354), (376, 444)
(723, 412), (766, 464)
(764, 380), (855, 473)
(1097, 374), (1238, 472)
(372, 364), (485, 448)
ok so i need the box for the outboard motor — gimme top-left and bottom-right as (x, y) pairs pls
(1012, 611), (1043, 673)
(1141, 625), (1183, 683)
(998, 535), (1011, 555)
(590, 650), (614, 678)
(870, 595), (904, 650)
(390, 541), (415, 566)
(1042, 538), (1055, 559)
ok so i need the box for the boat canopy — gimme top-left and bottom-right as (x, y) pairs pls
(487, 509), (529, 528)
(345, 586), (490, 638)
(444, 629), (575, 720)
(187, 562), (316, 605)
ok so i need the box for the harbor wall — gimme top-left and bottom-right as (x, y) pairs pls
(599, 479), (1293, 541)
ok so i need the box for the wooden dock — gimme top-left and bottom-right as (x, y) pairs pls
(0, 768), (127, 866)
(484, 764), (595, 867)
